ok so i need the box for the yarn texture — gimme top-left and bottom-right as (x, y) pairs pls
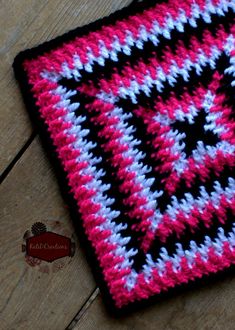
(13, 0), (235, 312)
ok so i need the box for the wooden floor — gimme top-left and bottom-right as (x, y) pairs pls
(0, 1), (234, 329)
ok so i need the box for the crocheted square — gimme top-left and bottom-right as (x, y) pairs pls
(14, 0), (235, 312)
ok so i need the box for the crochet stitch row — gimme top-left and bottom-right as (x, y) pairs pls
(14, 0), (235, 309)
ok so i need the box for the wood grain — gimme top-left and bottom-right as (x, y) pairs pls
(74, 277), (235, 330)
(0, 0), (131, 174)
(2, 1), (234, 329)
(1, 1), (133, 329)
(0, 137), (97, 329)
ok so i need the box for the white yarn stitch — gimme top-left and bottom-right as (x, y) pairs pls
(45, 0), (234, 81)
(140, 225), (235, 286)
(50, 86), (139, 273)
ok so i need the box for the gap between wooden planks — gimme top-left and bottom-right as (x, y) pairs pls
(0, 1), (131, 329)
(0, 137), (96, 329)
(1, 0), (235, 329)
(0, 0), (131, 174)
(72, 277), (235, 330)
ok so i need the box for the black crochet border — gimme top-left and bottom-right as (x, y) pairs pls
(13, 0), (235, 316)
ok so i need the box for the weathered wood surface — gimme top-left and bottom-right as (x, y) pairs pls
(0, 0), (130, 174)
(0, 1), (130, 329)
(1, 0), (234, 329)
(74, 277), (235, 330)
(0, 137), (96, 329)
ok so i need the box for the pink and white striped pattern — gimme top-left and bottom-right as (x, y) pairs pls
(16, 0), (235, 309)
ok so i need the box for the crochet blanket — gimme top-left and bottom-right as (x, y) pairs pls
(14, 0), (235, 313)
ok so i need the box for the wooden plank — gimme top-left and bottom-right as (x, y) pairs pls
(0, 136), (97, 330)
(67, 288), (100, 329)
(74, 277), (235, 330)
(0, 0), (131, 174)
